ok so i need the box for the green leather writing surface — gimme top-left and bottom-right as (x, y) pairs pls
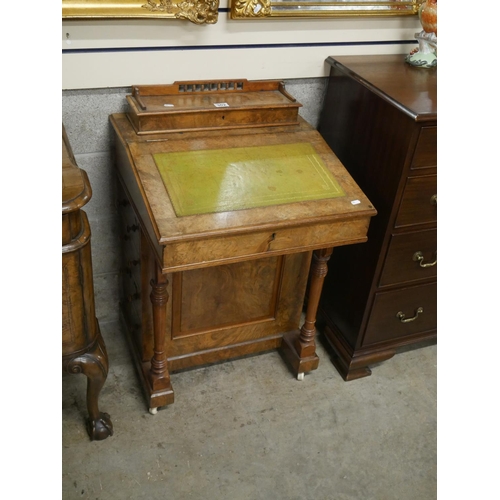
(153, 142), (345, 216)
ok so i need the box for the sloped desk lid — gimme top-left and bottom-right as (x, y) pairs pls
(153, 142), (345, 217)
(111, 114), (375, 243)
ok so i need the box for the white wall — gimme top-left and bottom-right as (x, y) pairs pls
(62, 0), (421, 89)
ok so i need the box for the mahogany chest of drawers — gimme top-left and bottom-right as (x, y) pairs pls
(317, 55), (437, 380)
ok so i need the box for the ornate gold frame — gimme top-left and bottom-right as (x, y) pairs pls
(230, 0), (422, 19)
(62, 0), (219, 25)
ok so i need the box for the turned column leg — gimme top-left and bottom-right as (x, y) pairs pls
(296, 247), (333, 357)
(146, 264), (174, 413)
(66, 325), (113, 441)
(281, 247), (333, 379)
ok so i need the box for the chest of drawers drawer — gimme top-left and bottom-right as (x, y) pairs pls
(411, 126), (437, 170)
(363, 282), (437, 346)
(395, 174), (437, 228)
(379, 229), (437, 287)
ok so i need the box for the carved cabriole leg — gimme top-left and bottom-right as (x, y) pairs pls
(65, 326), (113, 441)
(147, 264), (174, 412)
(281, 247), (333, 379)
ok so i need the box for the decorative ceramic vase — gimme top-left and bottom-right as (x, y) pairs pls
(420, 0), (437, 36)
(405, 0), (437, 68)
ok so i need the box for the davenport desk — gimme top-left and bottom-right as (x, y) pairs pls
(110, 80), (376, 413)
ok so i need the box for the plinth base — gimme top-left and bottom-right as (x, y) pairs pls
(280, 330), (319, 379)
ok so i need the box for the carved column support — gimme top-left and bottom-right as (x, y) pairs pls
(281, 247), (333, 379)
(295, 247), (333, 357)
(148, 266), (171, 391)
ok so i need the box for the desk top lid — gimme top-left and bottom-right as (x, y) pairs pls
(110, 113), (376, 248)
(153, 141), (346, 217)
(126, 79), (302, 135)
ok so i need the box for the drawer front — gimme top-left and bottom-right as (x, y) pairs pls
(363, 282), (436, 346)
(379, 229), (437, 286)
(411, 126), (437, 170)
(162, 217), (371, 272)
(395, 175), (437, 228)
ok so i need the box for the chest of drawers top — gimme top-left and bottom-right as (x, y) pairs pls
(326, 55), (437, 122)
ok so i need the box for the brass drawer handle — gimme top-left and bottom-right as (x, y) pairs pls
(412, 251), (437, 268)
(397, 307), (424, 323)
(430, 194), (437, 206)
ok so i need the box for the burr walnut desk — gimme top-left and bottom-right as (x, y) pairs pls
(110, 80), (376, 413)
(318, 55), (437, 380)
(62, 125), (113, 440)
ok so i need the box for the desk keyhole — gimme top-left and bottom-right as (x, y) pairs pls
(266, 233), (276, 251)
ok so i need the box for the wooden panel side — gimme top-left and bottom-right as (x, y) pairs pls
(165, 252), (311, 364)
(173, 256), (283, 336)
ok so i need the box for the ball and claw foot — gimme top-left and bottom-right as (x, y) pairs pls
(87, 412), (113, 441)
(297, 372), (305, 381)
(149, 407), (158, 415)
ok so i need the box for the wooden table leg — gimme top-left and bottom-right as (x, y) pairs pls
(144, 264), (174, 413)
(281, 247), (333, 379)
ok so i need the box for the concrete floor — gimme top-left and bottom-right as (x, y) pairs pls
(62, 320), (436, 500)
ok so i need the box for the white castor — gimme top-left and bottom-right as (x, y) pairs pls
(149, 407), (158, 415)
(297, 372), (305, 381)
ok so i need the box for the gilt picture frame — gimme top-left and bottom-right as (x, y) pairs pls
(230, 0), (422, 19)
(62, 0), (219, 25)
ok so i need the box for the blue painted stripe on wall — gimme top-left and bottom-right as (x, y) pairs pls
(63, 40), (415, 55)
